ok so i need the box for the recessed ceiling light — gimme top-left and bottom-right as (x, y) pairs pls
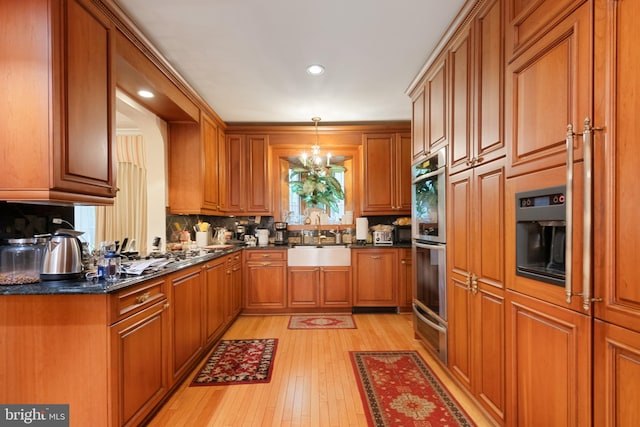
(137, 89), (154, 98)
(306, 64), (325, 76)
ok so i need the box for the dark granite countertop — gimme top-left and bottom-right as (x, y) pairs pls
(0, 243), (412, 296)
(0, 246), (243, 296)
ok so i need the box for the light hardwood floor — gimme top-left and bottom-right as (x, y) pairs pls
(147, 314), (495, 426)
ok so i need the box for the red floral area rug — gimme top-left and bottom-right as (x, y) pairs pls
(288, 314), (357, 329)
(350, 351), (476, 426)
(191, 338), (277, 386)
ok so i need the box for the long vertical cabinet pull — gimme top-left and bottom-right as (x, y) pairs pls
(565, 124), (574, 304)
(582, 118), (593, 311)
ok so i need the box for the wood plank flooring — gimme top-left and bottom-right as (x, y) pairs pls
(147, 313), (495, 426)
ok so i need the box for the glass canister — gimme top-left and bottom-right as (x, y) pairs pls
(102, 251), (121, 283)
(0, 238), (46, 285)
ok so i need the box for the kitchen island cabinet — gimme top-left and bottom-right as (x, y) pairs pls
(0, 0), (116, 204)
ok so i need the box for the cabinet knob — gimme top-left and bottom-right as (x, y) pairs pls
(135, 292), (151, 304)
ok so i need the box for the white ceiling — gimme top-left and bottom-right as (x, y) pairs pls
(114, 0), (466, 124)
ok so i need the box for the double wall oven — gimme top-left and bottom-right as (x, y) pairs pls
(411, 147), (448, 363)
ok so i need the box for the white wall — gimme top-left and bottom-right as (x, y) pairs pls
(116, 91), (168, 252)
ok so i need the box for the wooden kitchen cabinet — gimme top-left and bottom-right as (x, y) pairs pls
(505, 290), (591, 427)
(505, 2), (590, 177)
(168, 112), (223, 214)
(353, 248), (398, 307)
(167, 266), (204, 383)
(449, 0), (505, 176)
(398, 248), (413, 312)
(288, 266), (352, 308)
(227, 251), (243, 321)
(0, 0), (116, 203)
(203, 257), (227, 345)
(361, 132), (411, 215)
(448, 158), (506, 424)
(221, 134), (272, 215)
(109, 283), (170, 427)
(244, 249), (287, 311)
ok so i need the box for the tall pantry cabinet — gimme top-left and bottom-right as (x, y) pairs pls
(593, 0), (640, 425)
(446, 0), (506, 424)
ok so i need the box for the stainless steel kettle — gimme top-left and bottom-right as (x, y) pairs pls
(40, 231), (84, 280)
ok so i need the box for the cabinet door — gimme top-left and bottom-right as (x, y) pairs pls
(396, 133), (412, 212)
(505, 0), (583, 59)
(594, 320), (640, 427)
(56, 0), (115, 197)
(448, 24), (473, 174)
(362, 134), (396, 213)
(288, 267), (320, 307)
(246, 135), (271, 214)
(223, 134), (245, 213)
(110, 300), (169, 427)
(202, 114), (220, 211)
(203, 258), (226, 344)
(245, 261), (287, 309)
(505, 3), (590, 177)
(427, 57), (448, 153)
(398, 249), (413, 311)
(229, 259), (243, 319)
(593, 0), (640, 333)
(506, 290), (591, 427)
(353, 250), (397, 306)
(411, 87), (426, 160)
(320, 266), (352, 307)
(169, 268), (203, 381)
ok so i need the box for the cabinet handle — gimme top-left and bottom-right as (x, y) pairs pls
(135, 292), (151, 304)
(565, 124), (575, 305)
(260, 262), (271, 266)
(581, 118), (603, 310)
(401, 260), (406, 264)
(464, 272), (472, 289)
(163, 302), (170, 310)
(261, 254), (272, 258)
(371, 256), (381, 260)
(471, 273), (478, 295)
(475, 156), (484, 164)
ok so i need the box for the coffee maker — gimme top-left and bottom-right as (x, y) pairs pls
(274, 222), (288, 245)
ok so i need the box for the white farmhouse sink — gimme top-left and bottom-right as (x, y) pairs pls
(287, 245), (351, 267)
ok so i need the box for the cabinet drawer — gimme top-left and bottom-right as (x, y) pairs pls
(245, 250), (286, 261)
(109, 278), (167, 324)
(227, 251), (242, 265)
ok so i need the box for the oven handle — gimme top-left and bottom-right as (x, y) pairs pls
(414, 241), (445, 251)
(565, 124), (574, 305)
(412, 166), (446, 184)
(412, 303), (447, 333)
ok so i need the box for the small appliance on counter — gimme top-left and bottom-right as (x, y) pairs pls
(355, 217), (369, 244)
(373, 230), (394, 246)
(394, 225), (412, 243)
(274, 222), (288, 245)
(0, 237), (47, 285)
(40, 230), (84, 280)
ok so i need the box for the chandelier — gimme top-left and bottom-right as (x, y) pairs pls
(300, 117), (331, 175)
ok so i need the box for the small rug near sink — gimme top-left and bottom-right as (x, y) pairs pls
(191, 338), (277, 386)
(288, 315), (356, 329)
(351, 351), (476, 426)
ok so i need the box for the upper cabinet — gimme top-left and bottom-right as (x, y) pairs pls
(0, 0), (116, 204)
(505, 1), (590, 177)
(221, 134), (272, 216)
(449, 0), (505, 175)
(361, 133), (411, 215)
(410, 49), (448, 161)
(168, 113), (223, 214)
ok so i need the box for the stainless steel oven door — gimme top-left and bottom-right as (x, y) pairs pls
(413, 302), (448, 364)
(413, 241), (447, 321)
(412, 149), (447, 243)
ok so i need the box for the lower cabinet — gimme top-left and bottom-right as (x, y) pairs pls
(203, 257), (227, 345)
(227, 251), (243, 321)
(168, 266), (204, 382)
(398, 248), (413, 311)
(594, 319), (640, 427)
(244, 249), (287, 310)
(109, 278), (170, 427)
(287, 266), (352, 308)
(352, 248), (398, 306)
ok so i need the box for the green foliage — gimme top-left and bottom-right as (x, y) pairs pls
(289, 167), (344, 211)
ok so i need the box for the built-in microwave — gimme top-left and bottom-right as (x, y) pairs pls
(412, 148), (446, 244)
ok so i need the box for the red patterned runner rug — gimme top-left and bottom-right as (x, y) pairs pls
(350, 351), (476, 426)
(288, 314), (357, 329)
(191, 338), (277, 386)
